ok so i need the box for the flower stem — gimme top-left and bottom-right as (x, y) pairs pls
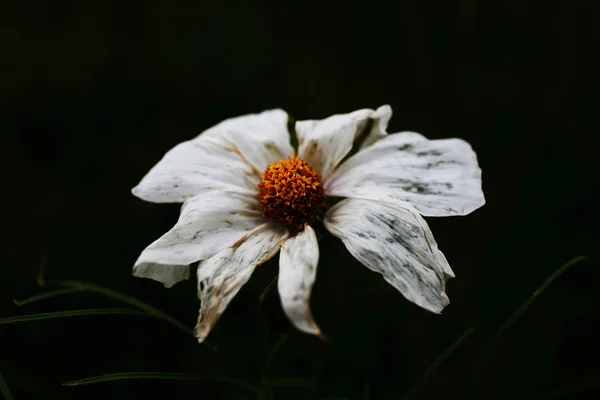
(259, 334), (287, 400)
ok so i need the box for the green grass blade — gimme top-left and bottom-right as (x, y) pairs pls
(0, 309), (147, 324)
(13, 288), (86, 306)
(62, 372), (259, 395)
(14, 280), (198, 341)
(401, 326), (476, 400)
(462, 256), (588, 396)
(60, 281), (197, 340)
(27, 253), (210, 345)
(488, 256), (587, 350)
(0, 369), (15, 400)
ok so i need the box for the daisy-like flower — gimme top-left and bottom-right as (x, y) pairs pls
(131, 105), (485, 343)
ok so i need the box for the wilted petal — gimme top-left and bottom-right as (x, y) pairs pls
(295, 105), (392, 181)
(199, 109), (294, 173)
(133, 190), (265, 286)
(357, 105), (393, 149)
(132, 109), (293, 203)
(132, 137), (258, 203)
(324, 198), (451, 313)
(425, 229), (455, 279)
(278, 224), (322, 336)
(132, 263), (190, 288)
(326, 133), (485, 217)
(194, 223), (287, 343)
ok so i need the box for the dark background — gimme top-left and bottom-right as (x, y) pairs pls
(1, 1), (599, 399)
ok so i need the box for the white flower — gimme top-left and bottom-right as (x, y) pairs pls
(131, 105), (485, 343)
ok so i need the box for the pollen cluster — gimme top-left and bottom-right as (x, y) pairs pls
(258, 156), (326, 230)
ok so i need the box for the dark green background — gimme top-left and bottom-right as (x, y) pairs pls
(1, 1), (599, 399)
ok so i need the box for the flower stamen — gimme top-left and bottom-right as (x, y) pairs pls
(258, 157), (326, 230)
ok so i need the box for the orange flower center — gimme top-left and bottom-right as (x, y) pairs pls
(258, 156), (326, 230)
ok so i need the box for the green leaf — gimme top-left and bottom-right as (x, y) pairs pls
(0, 309), (147, 324)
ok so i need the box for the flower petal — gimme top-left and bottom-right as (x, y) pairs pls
(324, 198), (451, 313)
(132, 109), (293, 203)
(326, 133), (485, 217)
(133, 190), (265, 287)
(358, 105), (393, 149)
(278, 224), (322, 336)
(295, 105), (392, 181)
(194, 223), (287, 343)
(132, 263), (190, 288)
(200, 109), (294, 173)
(132, 137), (258, 203)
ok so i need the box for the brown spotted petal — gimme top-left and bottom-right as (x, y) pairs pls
(295, 105), (392, 181)
(326, 132), (485, 217)
(278, 224), (322, 336)
(133, 190), (265, 287)
(132, 109), (292, 204)
(194, 223), (287, 343)
(324, 198), (451, 313)
(198, 109), (294, 174)
(132, 138), (258, 203)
